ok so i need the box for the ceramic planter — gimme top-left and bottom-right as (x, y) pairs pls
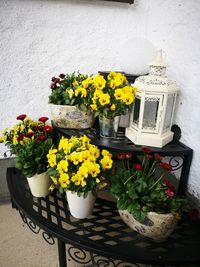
(27, 172), (52, 198)
(66, 191), (96, 219)
(49, 103), (94, 129)
(119, 209), (178, 241)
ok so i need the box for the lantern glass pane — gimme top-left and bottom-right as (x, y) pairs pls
(142, 97), (160, 131)
(132, 96), (141, 126)
(163, 94), (175, 131)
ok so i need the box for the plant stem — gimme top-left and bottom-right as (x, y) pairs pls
(124, 173), (136, 185)
(146, 161), (157, 178)
(149, 174), (164, 190)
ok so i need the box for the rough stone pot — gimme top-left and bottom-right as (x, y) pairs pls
(49, 103), (94, 129)
(119, 209), (178, 241)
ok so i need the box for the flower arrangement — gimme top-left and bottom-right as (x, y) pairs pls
(110, 148), (186, 222)
(46, 135), (113, 197)
(82, 71), (137, 118)
(49, 72), (93, 111)
(0, 114), (53, 177)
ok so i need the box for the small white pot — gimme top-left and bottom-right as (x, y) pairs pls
(66, 191), (96, 219)
(27, 172), (52, 198)
(49, 103), (94, 129)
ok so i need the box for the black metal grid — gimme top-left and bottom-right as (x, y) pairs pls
(7, 168), (200, 266)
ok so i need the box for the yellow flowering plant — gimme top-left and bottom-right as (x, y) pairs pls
(81, 71), (137, 118)
(0, 114), (53, 177)
(49, 72), (94, 111)
(46, 135), (113, 197)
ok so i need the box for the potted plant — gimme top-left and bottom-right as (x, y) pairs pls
(48, 72), (95, 129)
(0, 114), (53, 197)
(83, 71), (137, 137)
(110, 149), (186, 240)
(46, 135), (113, 219)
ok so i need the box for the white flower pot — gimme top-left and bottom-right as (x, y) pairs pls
(66, 191), (96, 219)
(49, 103), (94, 129)
(27, 172), (52, 198)
(119, 209), (178, 241)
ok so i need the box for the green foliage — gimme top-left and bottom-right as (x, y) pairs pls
(110, 152), (186, 222)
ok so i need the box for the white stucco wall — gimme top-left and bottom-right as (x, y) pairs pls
(0, 0), (200, 201)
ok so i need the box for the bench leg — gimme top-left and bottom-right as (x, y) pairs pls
(57, 239), (67, 267)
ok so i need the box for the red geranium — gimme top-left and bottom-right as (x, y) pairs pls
(154, 153), (162, 161)
(17, 134), (24, 141)
(133, 163), (142, 171)
(38, 117), (49, 123)
(142, 147), (152, 154)
(125, 152), (132, 159)
(16, 114), (26, 121)
(163, 180), (175, 190)
(59, 73), (65, 79)
(145, 153), (154, 159)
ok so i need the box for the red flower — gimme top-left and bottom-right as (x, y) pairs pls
(16, 114), (26, 121)
(160, 162), (172, 172)
(17, 134), (24, 141)
(125, 152), (132, 159)
(165, 189), (175, 197)
(38, 117), (49, 123)
(25, 132), (35, 138)
(43, 125), (53, 133)
(117, 153), (126, 160)
(51, 77), (60, 83)
(189, 209), (199, 221)
(163, 180), (175, 190)
(59, 73), (65, 79)
(142, 147), (152, 154)
(37, 135), (47, 141)
(154, 153), (162, 161)
(50, 83), (57, 89)
(133, 163), (143, 171)
(146, 153), (154, 159)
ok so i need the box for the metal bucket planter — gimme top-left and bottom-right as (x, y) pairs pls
(49, 104), (95, 129)
(119, 209), (178, 241)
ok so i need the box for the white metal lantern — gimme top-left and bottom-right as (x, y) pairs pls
(126, 50), (177, 148)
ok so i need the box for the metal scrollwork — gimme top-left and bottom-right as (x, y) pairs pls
(68, 246), (140, 267)
(18, 210), (55, 245)
(168, 156), (184, 171)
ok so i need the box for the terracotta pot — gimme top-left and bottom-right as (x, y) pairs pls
(119, 209), (178, 241)
(49, 104), (94, 129)
(27, 172), (52, 198)
(66, 191), (96, 219)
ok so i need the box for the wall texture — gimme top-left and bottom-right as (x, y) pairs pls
(0, 0), (200, 202)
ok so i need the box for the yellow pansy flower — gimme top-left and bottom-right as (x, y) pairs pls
(70, 151), (83, 165)
(93, 74), (106, 90)
(88, 163), (100, 177)
(110, 104), (116, 111)
(114, 89), (124, 100)
(88, 144), (100, 159)
(82, 77), (93, 88)
(90, 104), (98, 111)
(99, 93), (110, 106)
(66, 89), (74, 99)
(50, 176), (58, 185)
(102, 149), (112, 158)
(122, 94), (135, 105)
(59, 173), (70, 188)
(57, 160), (68, 174)
(100, 156), (113, 169)
(13, 135), (18, 145)
(75, 87), (87, 98)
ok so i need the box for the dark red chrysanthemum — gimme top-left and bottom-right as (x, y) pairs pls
(165, 189), (174, 197)
(38, 117), (49, 123)
(133, 163), (143, 171)
(43, 125), (53, 133)
(125, 152), (132, 159)
(59, 73), (65, 79)
(37, 135), (47, 141)
(116, 153), (126, 160)
(142, 147), (152, 154)
(17, 134), (24, 141)
(25, 132), (35, 138)
(16, 114), (26, 121)
(160, 162), (172, 172)
(50, 83), (57, 89)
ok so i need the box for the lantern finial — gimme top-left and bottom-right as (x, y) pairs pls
(149, 49), (167, 76)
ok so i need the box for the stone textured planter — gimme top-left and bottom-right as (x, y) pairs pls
(119, 209), (178, 241)
(49, 104), (95, 129)
(27, 172), (52, 198)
